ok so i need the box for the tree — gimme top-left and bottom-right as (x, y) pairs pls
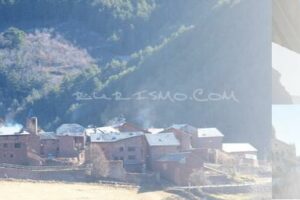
(90, 145), (109, 178)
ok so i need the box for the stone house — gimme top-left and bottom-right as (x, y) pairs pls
(39, 132), (59, 158)
(56, 123), (86, 160)
(192, 128), (224, 149)
(222, 143), (258, 167)
(145, 132), (180, 169)
(88, 128), (147, 172)
(152, 151), (204, 185)
(161, 127), (192, 151)
(0, 129), (30, 165)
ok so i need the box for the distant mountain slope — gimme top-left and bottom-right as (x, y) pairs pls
(100, 0), (271, 156)
(273, 0), (300, 54)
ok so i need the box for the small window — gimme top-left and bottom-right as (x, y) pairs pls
(14, 143), (21, 148)
(120, 156), (124, 161)
(3, 143), (8, 148)
(119, 147), (124, 152)
(128, 147), (136, 152)
(113, 156), (118, 160)
(128, 155), (136, 160)
(10, 154), (13, 158)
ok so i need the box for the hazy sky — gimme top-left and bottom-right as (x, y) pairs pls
(272, 105), (300, 155)
(272, 42), (300, 96)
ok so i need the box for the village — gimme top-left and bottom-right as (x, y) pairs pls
(0, 116), (271, 192)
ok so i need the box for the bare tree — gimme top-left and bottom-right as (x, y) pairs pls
(189, 169), (209, 186)
(217, 150), (236, 167)
(90, 145), (110, 178)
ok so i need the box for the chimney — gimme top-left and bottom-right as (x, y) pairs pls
(26, 117), (38, 135)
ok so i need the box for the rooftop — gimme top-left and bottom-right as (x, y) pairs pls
(56, 123), (85, 137)
(222, 143), (257, 153)
(85, 126), (119, 136)
(169, 124), (197, 134)
(145, 132), (180, 146)
(90, 131), (144, 143)
(0, 124), (29, 136)
(147, 128), (164, 134)
(197, 128), (224, 138)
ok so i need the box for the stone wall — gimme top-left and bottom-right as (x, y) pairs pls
(0, 165), (87, 181)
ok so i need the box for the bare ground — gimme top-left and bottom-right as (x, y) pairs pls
(0, 180), (180, 200)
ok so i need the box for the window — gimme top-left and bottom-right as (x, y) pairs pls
(10, 154), (13, 158)
(119, 147), (124, 152)
(14, 143), (21, 148)
(3, 143), (8, 148)
(128, 147), (136, 152)
(128, 155), (136, 160)
(113, 157), (118, 160)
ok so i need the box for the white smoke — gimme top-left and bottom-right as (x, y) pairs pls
(136, 107), (154, 129)
(0, 123), (23, 135)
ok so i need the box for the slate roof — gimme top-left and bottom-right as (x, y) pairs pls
(147, 128), (164, 134)
(145, 132), (180, 146)
(222, 143), (257, 153)
(85, 126), (119, 136)
(56, 123), (85, 137)
(197, 128), (224, 138)
(90, 131), (144, 143)
(169, 124), (197, 134)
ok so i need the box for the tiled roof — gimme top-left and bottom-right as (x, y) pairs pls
(222, 143), (257, 153)
(145, 132), (180, 146)
(90, 131), (143, 142)
(56, 123), (85, 137)
(197, 128), (224, 138)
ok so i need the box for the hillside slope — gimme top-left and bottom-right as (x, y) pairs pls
(0, 0), (271, 155)
(101, 0), (271, 155)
